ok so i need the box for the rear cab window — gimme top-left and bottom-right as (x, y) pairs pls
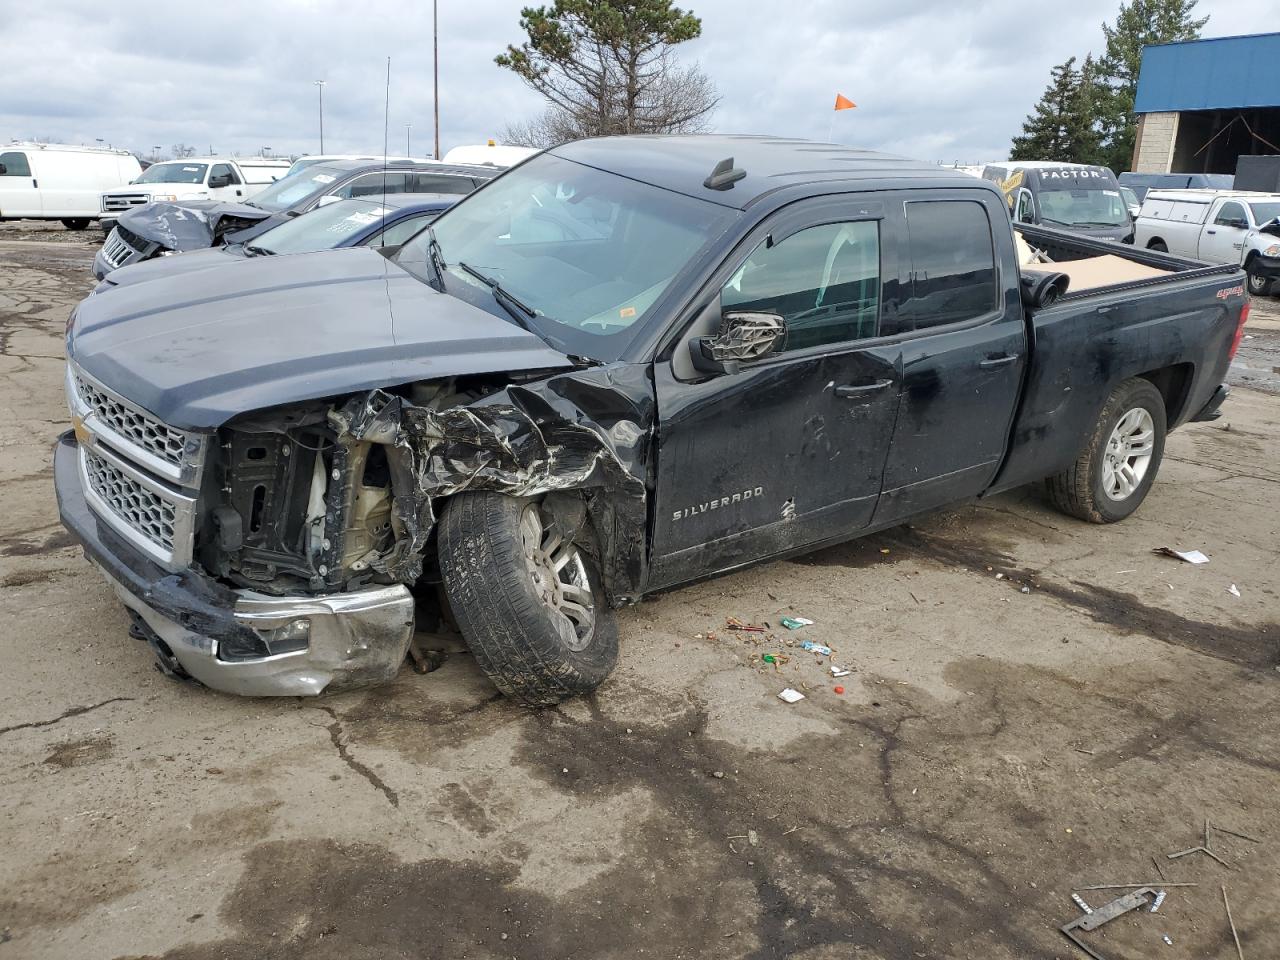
(903, 200), (999, 330)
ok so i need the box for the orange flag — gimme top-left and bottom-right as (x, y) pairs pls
(834, 93), (857, 111)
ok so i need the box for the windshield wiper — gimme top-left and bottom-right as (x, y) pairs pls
(425, 225), (447, 291)
(457, 261), (539, 333)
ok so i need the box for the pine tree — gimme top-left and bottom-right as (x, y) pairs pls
(1010, 58), (1099, 163)
(1094, 0), (1208, 170)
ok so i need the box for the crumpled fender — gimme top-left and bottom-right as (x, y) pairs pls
(118, 200), (270, 251)
(330, 364), (654, 603)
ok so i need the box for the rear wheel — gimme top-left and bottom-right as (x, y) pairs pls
(1046, 377), (1167, 523)
(61, 218), (90, 231)
(438, 492), (618, 706)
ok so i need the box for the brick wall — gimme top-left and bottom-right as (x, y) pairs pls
(1132, 112), (1180, 173)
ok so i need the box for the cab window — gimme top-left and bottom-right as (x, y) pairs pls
(210, 163), (241, 185)
(1214, 201), (1247, 228)
(336, 172), (412, 199)
(904, 200), (999, 330)
(720, 221), (881, 352)
(0, 152), (31, 177)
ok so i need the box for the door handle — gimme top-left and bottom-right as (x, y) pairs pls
(834, 379), (893, 398)
(979, 354), (1019, 369)
(1207, 229), (1216, 235)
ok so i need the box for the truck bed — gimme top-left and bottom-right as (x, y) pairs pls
(1015, 224), (1238, 298)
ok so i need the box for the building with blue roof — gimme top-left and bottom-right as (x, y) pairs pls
(1131, 32), (1280, 176)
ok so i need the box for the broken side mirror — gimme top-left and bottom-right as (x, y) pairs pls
(690, 311), (787, 375)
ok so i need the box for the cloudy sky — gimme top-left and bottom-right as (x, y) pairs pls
(0, 0), (1252, 164)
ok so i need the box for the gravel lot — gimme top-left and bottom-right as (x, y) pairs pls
(1, 223), (1278, 960)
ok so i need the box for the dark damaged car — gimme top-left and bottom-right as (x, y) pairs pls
(56, 136), (1249, 705)
(93, 160), (495, 279)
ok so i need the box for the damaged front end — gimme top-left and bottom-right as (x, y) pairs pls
(151, 366), (652, 694)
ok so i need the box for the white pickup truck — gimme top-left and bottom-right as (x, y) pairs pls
(1134, 189), (1280, 296)
(100, 157), (291, 233)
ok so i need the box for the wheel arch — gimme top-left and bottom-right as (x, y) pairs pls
(1146, 236), (1166, 250)
(1136, 362), (1194, 426)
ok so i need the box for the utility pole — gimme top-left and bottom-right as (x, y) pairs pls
(433, 0), (440, 160)
(314, 80), (326, 153)
(406, 124), (412, 157)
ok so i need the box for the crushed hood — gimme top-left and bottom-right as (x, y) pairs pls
(68, 248), (574, 430)
(118, 200), (272, 251)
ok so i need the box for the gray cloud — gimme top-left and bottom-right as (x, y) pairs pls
(0, 0), (1252, 164)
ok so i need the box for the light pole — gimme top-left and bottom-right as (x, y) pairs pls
(405, 124), (412, 157)
(432, 0), (440, 160)
(314, 80), (326, 153)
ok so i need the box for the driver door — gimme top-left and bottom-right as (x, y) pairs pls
(647, 197), (906, 589)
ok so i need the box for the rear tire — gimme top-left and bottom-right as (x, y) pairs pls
(61, 218), (90, 231)
(438, 491), (618, 707)
(1046, 377), (1167, 523)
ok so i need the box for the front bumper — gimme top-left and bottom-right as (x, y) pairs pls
(54, 433), (415, 696)
(1250, 253), (1280, 281)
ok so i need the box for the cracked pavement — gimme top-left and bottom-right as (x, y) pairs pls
(1, 223), (1278, 959)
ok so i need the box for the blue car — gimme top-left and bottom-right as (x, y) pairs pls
(92, 194), (456, 293)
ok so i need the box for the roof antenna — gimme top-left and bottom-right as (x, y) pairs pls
(704, 157), (746, 191)
(381, 56), (391, 245)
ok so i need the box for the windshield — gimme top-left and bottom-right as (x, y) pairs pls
(397, 153), (735, 358)
(249, 199), (391, 255)
(134, 162), (208, 185)
(284, 157), (329, 178)
(247, 165), (346, 212)
(1037, 187), (1129, 227)
(1249, 202), (1280, 225)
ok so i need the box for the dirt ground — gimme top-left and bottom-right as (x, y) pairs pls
(1, 222), (1278, 960)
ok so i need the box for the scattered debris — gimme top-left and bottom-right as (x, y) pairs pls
(1223, 885), (1244, 960)
(710, 770), (725, 779)
(1150, 890), (1166, 913)
(1167, 845), (1231, 868)
(726, 617), (765, 633)
(800, 640), (832, 656)
(1229, 584), (1241, 598)
(1214, 824), (1261, 844)
(1077, 883), (1197, 891)
(1020, 585), (1031, 594)
(831, 666), (851, 678)
(777, 688), (805, 704)
(1059, 887), (1157, 960)
(747, 829), (759, 847)
(833, 686), (845, 695)
(1162, 934), (1173, 945)
(1153, 546), (1209, 564)
(779, 616), (815, 630)
(1072, 893), (1094, 914)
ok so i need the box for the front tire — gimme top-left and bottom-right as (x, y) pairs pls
(1247, 264), (1275, 297)
(438, 492), (618, 706)
(61, 218), (91, 231)
(1046, 377), (1167, 523)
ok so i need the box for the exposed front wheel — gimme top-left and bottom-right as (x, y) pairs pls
(438, 492), (618, 706)
(61, 218), (91, 231)
(1247, 267), (1275, 297)
(1046, 377), (1167, 523)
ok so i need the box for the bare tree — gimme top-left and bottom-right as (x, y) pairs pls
(171, 143), (197, 159)
(496, 0), (718, 140)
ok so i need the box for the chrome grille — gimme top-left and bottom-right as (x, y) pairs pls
(101, 228), (136, 268)
(102, 193), (151, 212)
(84, 448), (177, 553)
(70, 367), (205, 484)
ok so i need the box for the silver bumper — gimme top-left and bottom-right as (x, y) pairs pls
(101, 565), (415, 697)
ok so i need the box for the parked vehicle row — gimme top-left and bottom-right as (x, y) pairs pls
(94, 160), (496, 278)
(98, 156), (291, 234)
(1134, 188), (1280, 296)
(1119, 171), (1234, 202)
(54, 135), (1247, 707)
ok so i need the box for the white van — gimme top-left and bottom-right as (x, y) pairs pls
(442, 143), (539, 168)
(0, 142), (142, 230)
(99, 156), (292, 231)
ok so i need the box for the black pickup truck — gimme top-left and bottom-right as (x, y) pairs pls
(55, 135), (1249, 705)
